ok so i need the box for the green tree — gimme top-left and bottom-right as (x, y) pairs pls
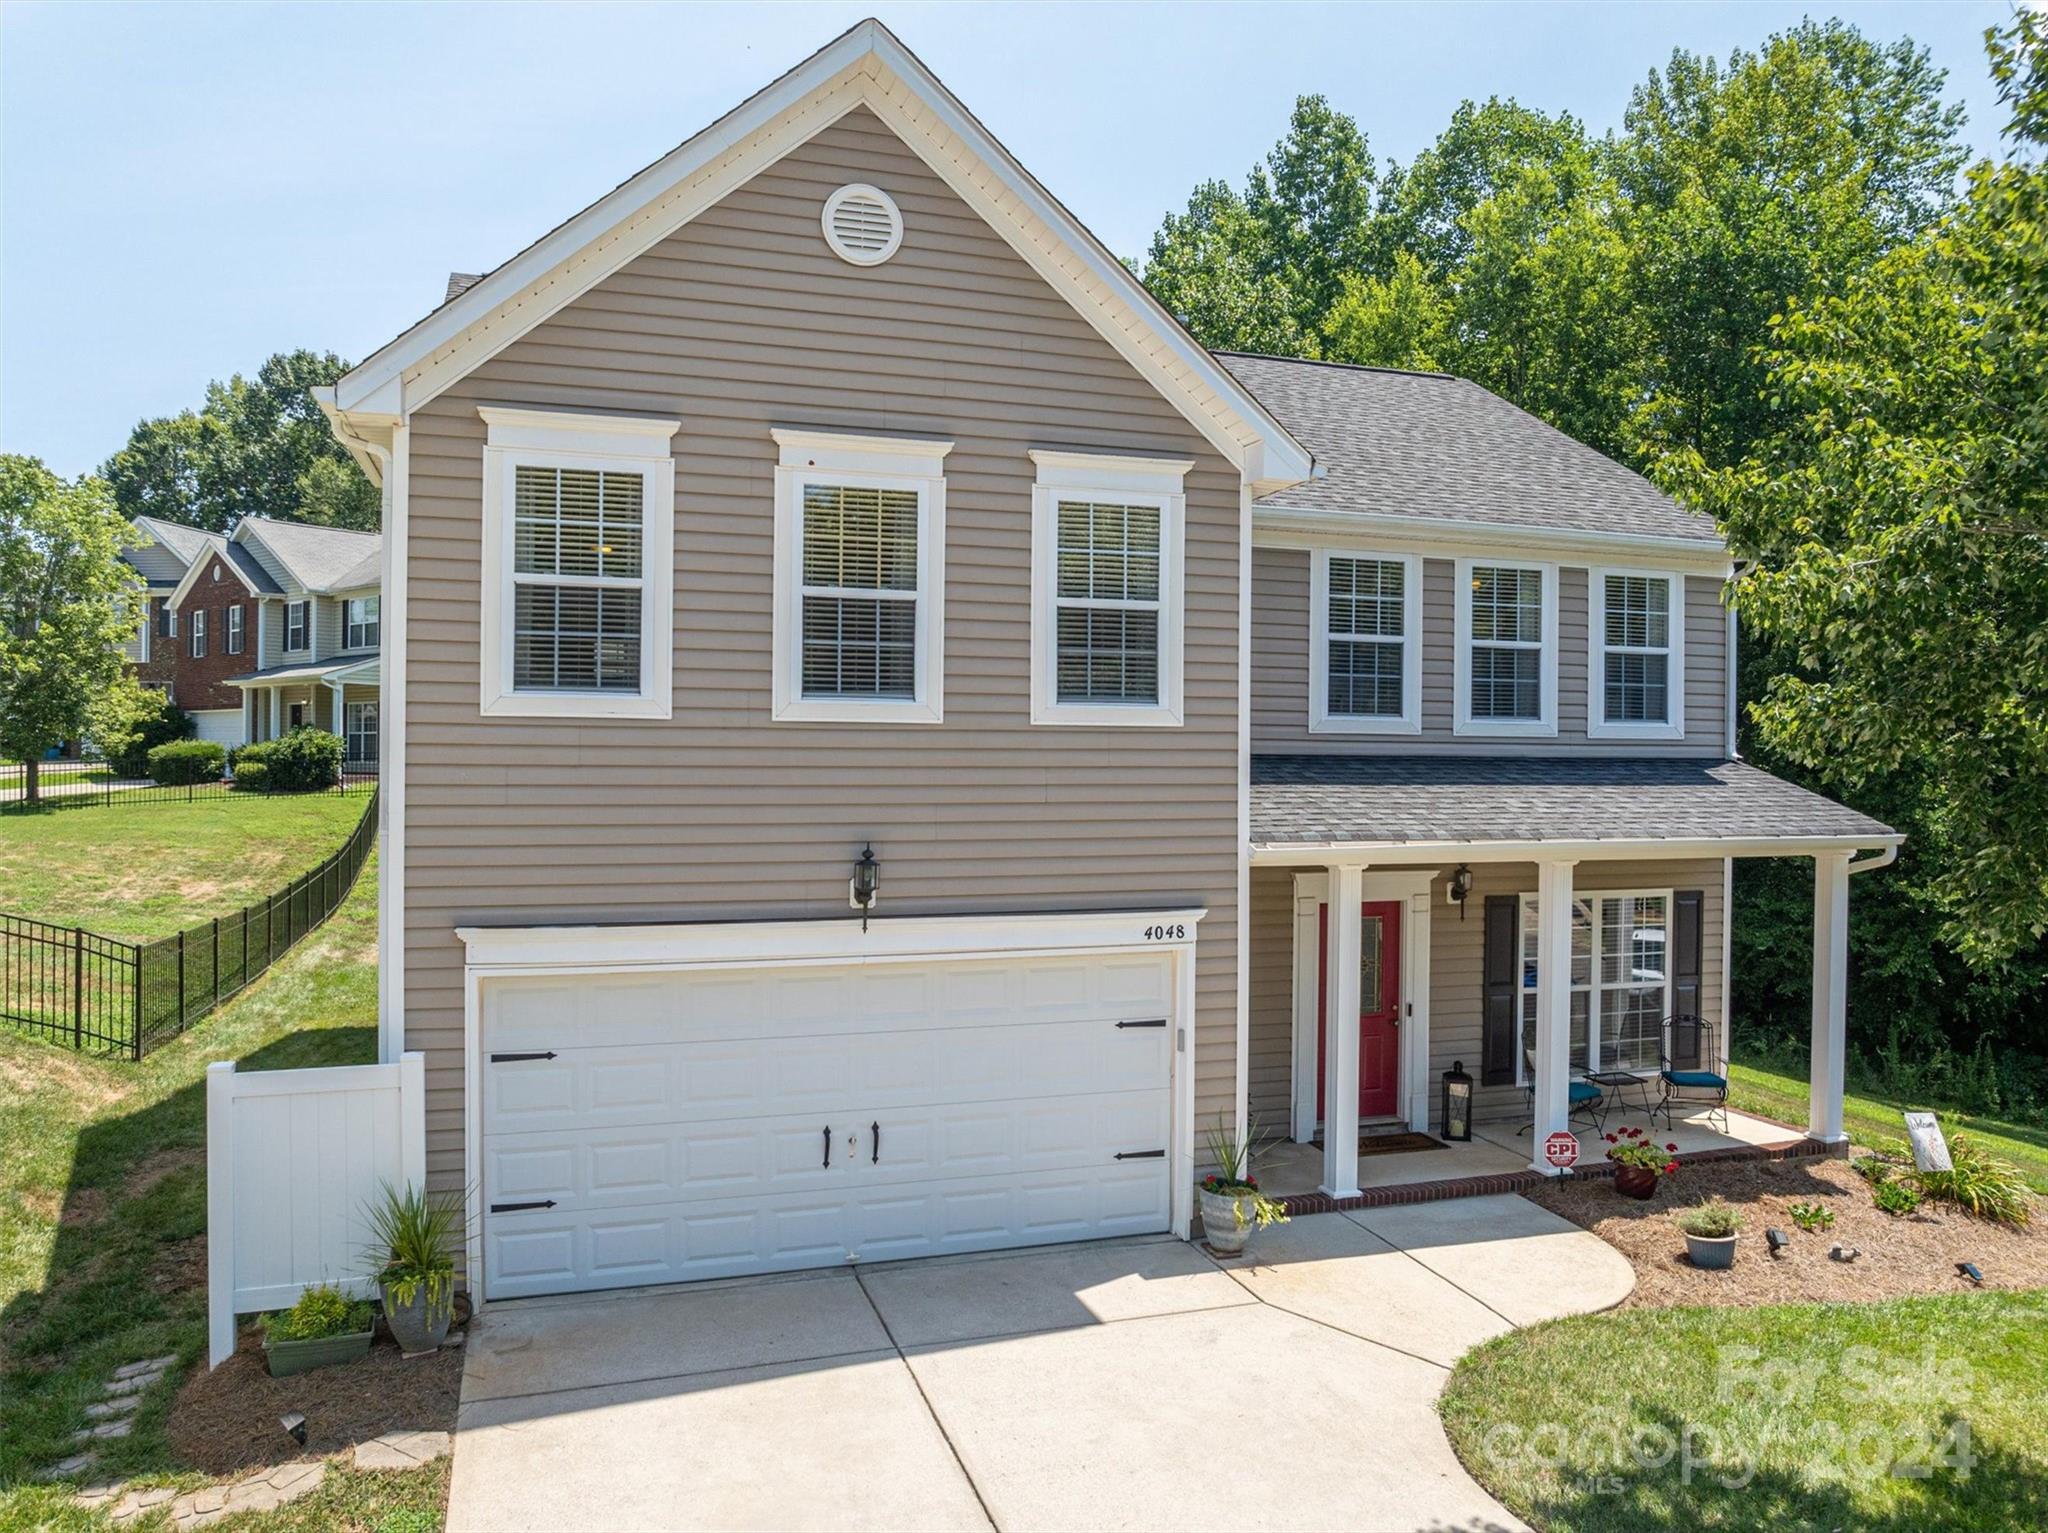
(1244, 95), (1380, 337)
(1678, 15), (2048, 964)
(1321, 249), (1448, 372)
(102, 349), (378, 532)
(0, 456), (145, 803)
(1142, 180), (1309, 356)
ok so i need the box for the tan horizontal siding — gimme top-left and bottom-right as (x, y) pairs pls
(1250, 550), (1730, 753)
(400, 108), (1242, 1210)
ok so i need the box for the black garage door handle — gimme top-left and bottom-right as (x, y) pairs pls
(490, 1199), (557, 1213)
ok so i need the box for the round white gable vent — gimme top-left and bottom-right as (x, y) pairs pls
(822, 183), (903, 266)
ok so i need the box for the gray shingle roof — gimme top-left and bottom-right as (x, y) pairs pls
(222, 541), (283, 594)
(1218, 353), (1723, 547)
(238, 517), (381, 593)
(131, 514), (212, 564)
(1251, 755), (1895, 849)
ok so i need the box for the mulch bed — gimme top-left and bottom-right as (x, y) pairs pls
(168, 1321), (464, 1475)
(1525, 1152), (2048, 1309)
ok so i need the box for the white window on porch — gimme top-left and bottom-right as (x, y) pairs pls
(1518, 891), (1671, 1081)
(345, 701), (378, 763)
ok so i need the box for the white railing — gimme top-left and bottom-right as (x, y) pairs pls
(206, 1052), (425, 1368)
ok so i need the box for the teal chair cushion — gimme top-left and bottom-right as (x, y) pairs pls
(1568, 1081), (1602, 1104)
(1661, 1069), (1727, 1090)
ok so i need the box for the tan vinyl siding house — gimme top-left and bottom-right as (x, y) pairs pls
(401, 107), (1243, 1205)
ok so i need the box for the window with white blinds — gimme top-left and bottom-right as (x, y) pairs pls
(1590, 568), (1685, 738)
(799, 483), (920, 699)
(1029, 452), (1187, 727)
(1456, 559), (1556, 735)
(479, 405), (679, 719)
(1312, 550), (1420, 732)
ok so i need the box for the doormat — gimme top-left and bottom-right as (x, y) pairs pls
(1356, 1133), (1447, 1157)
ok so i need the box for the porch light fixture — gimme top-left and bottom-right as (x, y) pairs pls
(849, 843), (880, 931)
(1447, 864), (1474, 919)
(1441, 1061), (1473, 1142)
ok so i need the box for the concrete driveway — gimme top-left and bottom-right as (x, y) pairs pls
(446, 1195), (1633, 1533)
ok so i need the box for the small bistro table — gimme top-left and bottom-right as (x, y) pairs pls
(1585, 1070), (1656, 1126)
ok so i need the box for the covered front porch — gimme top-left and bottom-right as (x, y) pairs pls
(1246, 756), (1901, 1203)
(229, 657), (381, 770)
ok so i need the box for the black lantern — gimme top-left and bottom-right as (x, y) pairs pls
(1441, 1060), (1474, 1142)
(849, 844), (880, 931)
(1447, 864), (1475, 920)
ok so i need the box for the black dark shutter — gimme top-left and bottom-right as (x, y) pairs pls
(1672, 889), (1704, 1066)
(1481, 894), (1518, 1085)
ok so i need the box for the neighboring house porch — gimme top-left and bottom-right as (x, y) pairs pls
(229, 657), (382, 770)
(1247, 755), (1900, 1202)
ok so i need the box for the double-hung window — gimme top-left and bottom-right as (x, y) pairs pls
(155, 600), (176, 640)
(345, 700), (379, 765)
(479, 405), (679, 719)
(772, 428), (949, 724)
(1310, 549), (1421, 733)
(1455, 560), (1556, 735)
(226, 604), (244, 655)
(1517, 890), (1672, 1082)
(345, 595), (380, 651)
(1028, 450), (1187, 727)
(189, 608), (207, 658)
(284, 600), (309, 653)
(1590, 569), (1685, 739)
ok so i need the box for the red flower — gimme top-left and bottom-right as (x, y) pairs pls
(1604, 1133), (1618, 1143)
(1664, 1162), (1679, 1176)
(1666, 1143), (1679, 1152)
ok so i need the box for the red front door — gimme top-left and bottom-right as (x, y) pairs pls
(1317, 900), (1403, 1121)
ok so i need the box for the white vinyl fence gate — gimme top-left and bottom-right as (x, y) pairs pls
(206, 1052), (426, 1368)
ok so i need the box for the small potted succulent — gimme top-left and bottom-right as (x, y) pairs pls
(365, 1181), (459, 1354)
(261, 1283), (375, 1377)
(1675, 1198), (1742, 1269)
(1197, 1115), (1289, 1256)
(1603, 1125), (1680, 1200)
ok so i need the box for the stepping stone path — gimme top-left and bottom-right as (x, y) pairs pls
(97, 1461), (329, 1529)
(37, 1353), (175, 1483)
(353, 1429), (451, 1472)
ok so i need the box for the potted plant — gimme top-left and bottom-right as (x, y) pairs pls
(365, 1181), (459, 1354)
(1675, 1198), (1742, 1269)
(1603, 1125), (1680, 1200)
(261, 1283), (375, 1377)
(1197, 1116), (1288, 1255)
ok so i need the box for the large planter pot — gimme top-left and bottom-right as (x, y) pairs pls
(264, 1329), (372, 1378)
(381, 1281), (454, 1355)
(1199, 1188), (1260, 1255)
(1685, 1232), (1738, 1270)
(1613, 1165), (1662, 1200)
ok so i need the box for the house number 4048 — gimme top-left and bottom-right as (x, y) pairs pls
(1143, 923), (1187, 942)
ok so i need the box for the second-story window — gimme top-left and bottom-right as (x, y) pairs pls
(285, 600), (309, 652)
(772, 428), (950, 724)
(1311, 550), (1420, 734)
(1590, 569), (1685, 739)
(189, 608), (207, 659)
(154, 599), (176, 640)
(1455, 560), (1556, 736)
(226, 604), (244, 655)
(346, 595), (381, 650)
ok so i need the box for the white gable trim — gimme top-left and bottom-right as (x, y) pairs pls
(330, 20), (1310, 493)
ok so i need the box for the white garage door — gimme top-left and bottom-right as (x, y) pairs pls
(188, 709), (247, 748)
(480, 950), (1175, 1299)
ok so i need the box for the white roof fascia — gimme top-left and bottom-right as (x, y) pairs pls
(1252, 508), (1731, 570)
(163, 540), (258, 609)
(328, 20), (1311, 492)
(1248, 832), (1904, 865)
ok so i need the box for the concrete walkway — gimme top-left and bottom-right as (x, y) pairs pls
(447, 1195), (1633, 1533)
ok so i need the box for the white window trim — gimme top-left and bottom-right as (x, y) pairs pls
(771, 428), (950, 725)
(226, 604), (244, 656)
(1027, 449), (1190, 728)
(478, 405), (680, 720)
(1589, 566), (1686, 741)
(189, 608), (207, 659)
(284, 600), (309, 655)
(1453, 557), (1558, 737)
(1309, 547), (1422, 735)
(1514, 886), (1675, 1085)
(345, 594), (381, 652)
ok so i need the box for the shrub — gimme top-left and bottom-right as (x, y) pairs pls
(1914, 1135), (2033, 1227)
(101, 691), (192, 777)
(231, 759), (269, 792)
(1675, 1199), (1741, 1238)
(147, 738), (224, 784)
(1873, 1178), (1923, 1216)
(258, 727), (343, 791)
(262, 1283), (373, 1343)
(1788, 1200), (1835, 1232)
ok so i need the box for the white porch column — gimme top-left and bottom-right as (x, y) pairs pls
(1320, 863), (1365, 1198)
(268, 688), (280, 740)
(1808, 850), (1852, 1143)
(1405, 888), (1433, 1134)
(1529, 858), (1577, 1174)
(328, 678), (344, 737)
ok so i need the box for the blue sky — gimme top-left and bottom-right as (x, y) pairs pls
(0, 0), (2014, 478)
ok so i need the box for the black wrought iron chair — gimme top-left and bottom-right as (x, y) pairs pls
(1518, 1048), (1606, 1133)
(1653, 1014), (1729, 1133)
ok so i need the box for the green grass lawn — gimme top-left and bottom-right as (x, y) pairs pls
(0, 795), (366, 940)
(3, 765), (116, 790)
(1730, 1058), (2048, 1195)
(0, 855), (396, 1528)
(1440, 1290), (2048, 1532)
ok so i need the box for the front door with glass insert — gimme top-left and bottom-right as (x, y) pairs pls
(1317, 900), (1404, 1121)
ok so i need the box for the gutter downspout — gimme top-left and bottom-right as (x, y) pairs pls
(1846, 843), (1898, 876)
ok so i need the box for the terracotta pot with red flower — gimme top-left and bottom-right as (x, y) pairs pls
(1604, 1126), (1681, 1200)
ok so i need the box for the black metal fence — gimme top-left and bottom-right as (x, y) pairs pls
(1, 760), (376, 814)
(0, 790), (378, 1058)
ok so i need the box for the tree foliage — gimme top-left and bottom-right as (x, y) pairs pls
(0, 455), (145, 802)
(101, 349), (378, 532)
